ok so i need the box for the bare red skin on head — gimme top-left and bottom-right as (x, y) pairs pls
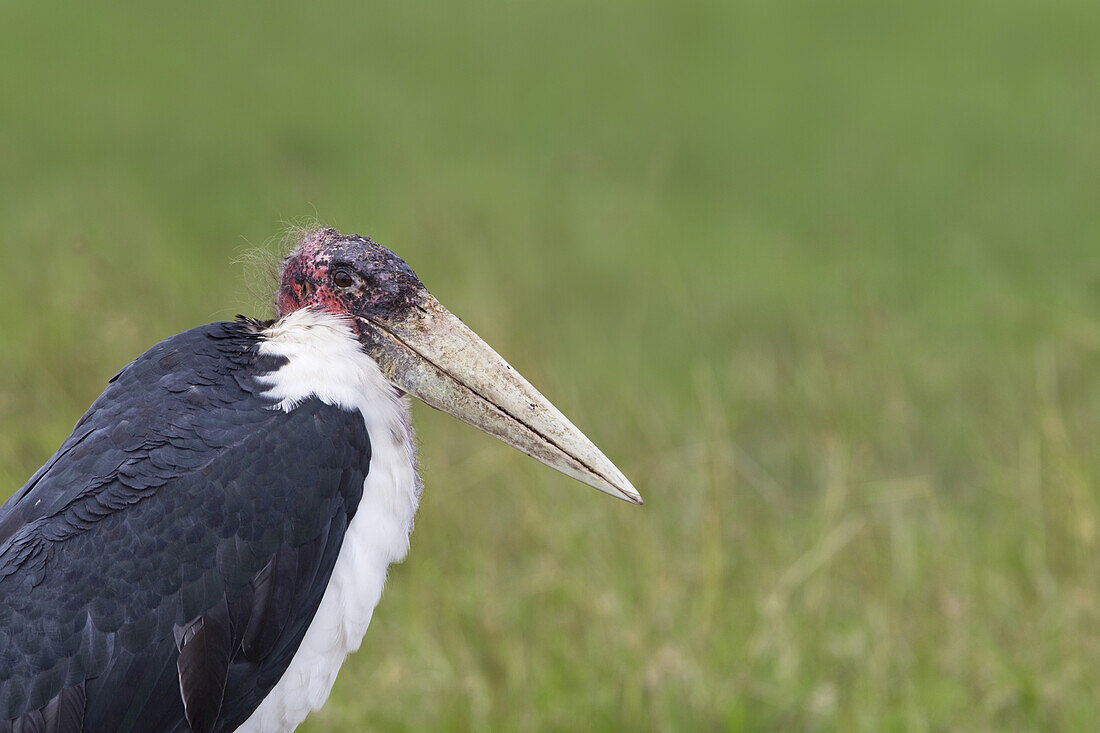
(276, 238), (348, 318)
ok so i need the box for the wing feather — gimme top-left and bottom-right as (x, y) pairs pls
(0, 321), (371, 731)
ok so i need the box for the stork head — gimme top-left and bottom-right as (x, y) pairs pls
(276, 228), (641, 505)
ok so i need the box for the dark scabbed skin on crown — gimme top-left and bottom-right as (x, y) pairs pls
(0, 319), (373, 732)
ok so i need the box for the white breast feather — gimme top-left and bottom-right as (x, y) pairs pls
(235, 309), (420, 733)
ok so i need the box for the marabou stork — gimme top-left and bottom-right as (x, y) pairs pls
(0, 228), (640, 732)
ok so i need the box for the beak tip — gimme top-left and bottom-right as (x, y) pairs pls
(611, 479), (644, 506)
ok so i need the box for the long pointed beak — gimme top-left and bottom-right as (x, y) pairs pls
(358, 292), (642, 505)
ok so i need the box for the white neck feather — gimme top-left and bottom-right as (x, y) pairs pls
(236, 308), (421, 733)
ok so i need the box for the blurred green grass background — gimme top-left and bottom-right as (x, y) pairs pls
(2, 0), (1100, 729)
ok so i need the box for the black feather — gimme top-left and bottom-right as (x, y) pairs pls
(176, 603), (231, 733)
(41, 683), (84, 733)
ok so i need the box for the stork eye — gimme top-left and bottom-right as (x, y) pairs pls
(332, 268), (357, 289)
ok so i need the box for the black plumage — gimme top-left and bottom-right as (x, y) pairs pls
(0, 320), (372, 732)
